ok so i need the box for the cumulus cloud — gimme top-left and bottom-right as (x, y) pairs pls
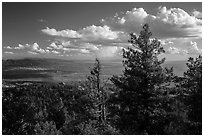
(42, 27), (82, 38)
(42, 25), (122, 43)
(82, 43), (100, 51)
(187, 41), (202, 54)
(31, 43), (39, 50)
(102, 7), (202, 38)
(46, 40), (101, 56)
(166, 47), (188, 54)
(101, 8), (147, 32)
(49, 42), (63, 50)
(4, 46), (13, 49)
(52, 50), (60, 54)
(79, 49), (90, 54)
(46, 47), (53, 50)
(61, 41), (71, 47)
(60, 47), (70, 51)
(39, 6), (201, 59)
(13, 43), (50, 54)
(30, 43), (49, 53)
(4, 51), (14, 54)
(47, 40), (119, 56)
(96, 46), (120, 57)
(14, 44), (28, 49)
(192, 10), (202, 19)
(80, 25), (119, 41)
(158, 39), (174, 46)
(28, 51), (38, 55)
(166, 41), (201, 55)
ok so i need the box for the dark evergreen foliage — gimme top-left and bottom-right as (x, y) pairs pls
(110, 24), (176, 134)
(176, 55), (202, 134)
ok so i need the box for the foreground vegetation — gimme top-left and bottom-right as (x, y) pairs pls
(2, 24), (202, 135)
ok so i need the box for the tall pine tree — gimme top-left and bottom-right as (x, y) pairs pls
(111, 24), (174, 134)
(86, 58), (107, 123)
(180, 55), (202, 134)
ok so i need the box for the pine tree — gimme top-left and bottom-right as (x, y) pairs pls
(111, 24), (174, 134)
(87, 58), (107, 123)
(180, 55), (202, 134)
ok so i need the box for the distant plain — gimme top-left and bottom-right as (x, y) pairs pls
(3, 58), (188, 83)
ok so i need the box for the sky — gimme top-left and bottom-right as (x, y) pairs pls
(2, 2), (202, 61)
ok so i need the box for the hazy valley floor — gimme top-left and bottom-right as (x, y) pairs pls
(3, 58), (188, 83)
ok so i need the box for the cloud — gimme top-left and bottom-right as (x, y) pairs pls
(32, 43), (39, 50)
(51, 50), (60, 54)
(166, 41), (201, 55)
(28, 51), (38, 55)
(166, 47), (188, 54)
(79, 49), (90, 54)
(4, 46), (13, 49)
(187, 41), (202, 54)
(158, 39), (174, 46)
(47, 40), (117, 56)
(42, 25), (122, 43)
(81, 43), (100, 51)
(4, 51), (14, 54)
(38, 6), (201, 59)
(102, 7), (202, 38)
(192, 10), (202, 19)
(49, 42), (63, 50)
(61, 41), (71, 47)
(13, 43), (50, 54)
(14, 43), (33, 50)
(101, 8), (147, 32)
(9, 41), (102, 57)
(14, 44), (28, 49)
(80, 25), (119, 41)
(61, 47), (71, 51)
(42, 27), (82, 38)
(30, 43), (49, 53)
(46, 47), (53, 50)
(96, 46), (120, 57)
(46, 41), (100, 55)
